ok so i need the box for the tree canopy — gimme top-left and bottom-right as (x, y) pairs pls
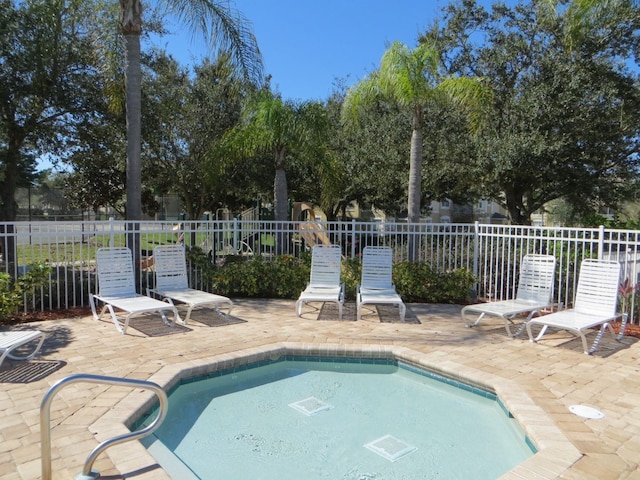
(425, 0), (640, 223)
(0, 0), (102, 221)
(4, 0), (640, 229)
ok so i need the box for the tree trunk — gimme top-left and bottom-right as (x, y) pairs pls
(121, 0), (143, 222)
(0, 136), (24, 268)
(0, 142), (21, 222)
(273, 149), (288, 222)
(273, 149), (289, 254)
(407, 126), (423, 224)
(407, 108), (424, 260)
(504, 188), (532, 225)
(121, 0), (143, 281)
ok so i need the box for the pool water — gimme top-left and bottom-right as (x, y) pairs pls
(140, 358), (534, 479)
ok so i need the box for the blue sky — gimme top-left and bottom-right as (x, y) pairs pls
(148, 0), (498, 101)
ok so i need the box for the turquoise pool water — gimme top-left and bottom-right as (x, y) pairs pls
(140, 357), (534, 479)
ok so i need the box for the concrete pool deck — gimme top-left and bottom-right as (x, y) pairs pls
(1, 299), (639, 479)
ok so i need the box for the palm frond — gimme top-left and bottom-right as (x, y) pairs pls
(438, 76), (493, 132)
(159, 0), (263, 84)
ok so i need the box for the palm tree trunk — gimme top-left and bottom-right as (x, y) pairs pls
(273, 149), (289, 253)
(407, 109), (423, 260)
(407, 112), (423, 224)
(121, 0), (142, 221)
(124, 32), (142, 221)
(273, 149), (288, 222)
(121, 0), (143, 276)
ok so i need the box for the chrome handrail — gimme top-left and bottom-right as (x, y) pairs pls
(40, 373), (168, 480)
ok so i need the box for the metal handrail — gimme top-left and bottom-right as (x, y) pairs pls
(40, 373), (168, 480)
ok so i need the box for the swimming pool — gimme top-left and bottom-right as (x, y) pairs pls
(139, 356), (535, 479)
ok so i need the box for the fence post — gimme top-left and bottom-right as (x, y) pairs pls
(472, 221), (480, 298)
(233, 218), (239, 254)
(351, 219), (356, 259)
(108, 218), (115, 247)
(598, 224), (605, 259)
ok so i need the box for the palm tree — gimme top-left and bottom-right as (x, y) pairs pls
(231, 92), (329, 221)
(119, 0), (263, 221)
(223, 91), (330, 251)
(343, 41), (490, 225)
(342, 41), (491, 259)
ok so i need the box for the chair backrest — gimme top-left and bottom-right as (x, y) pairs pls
(95, 247), (136, 297)
(309, 245), (342, 287)
(516, 254), (556, 304)
(361, 246), (394, 290)
(574, 259), (621, 316)
(153, 245), (189, 291)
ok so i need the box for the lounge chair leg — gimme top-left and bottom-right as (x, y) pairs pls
(6, 333), (45, 361)
(159, 310), (171, 327)
(583, 330), (595, 355)
(464, 312), (485, 328)
(503, 321), (513, 337)
(587, 322), (618, 355)
(108, 306), (125, 334)
(512, 322), (528, 337)
(512, 311), (538, 338)
(617, 313), (629, 341)
(529, 324), (548, 343)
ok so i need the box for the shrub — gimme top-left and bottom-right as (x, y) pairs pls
(180, 251), (475, 304)
(393, 261), (475, 304)
(213, 254), (310, 299)
(341, 257), (362, 301)
(0, 263), (53, 322)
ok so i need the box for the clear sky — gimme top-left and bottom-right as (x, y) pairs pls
(148, 0), (491, 101)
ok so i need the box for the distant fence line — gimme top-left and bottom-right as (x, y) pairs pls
(1, 220), (639, 324)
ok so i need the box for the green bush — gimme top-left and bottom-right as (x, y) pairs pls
(393, 261), (475, 304)
(213, 255), (310, 299)
(341, 257), (362, 301)
(181, 252), (475, 304)
(0, 263), (53, 322)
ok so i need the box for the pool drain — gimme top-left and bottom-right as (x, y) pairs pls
(288, 396), (332, 416)
(364, 435), (417, 462)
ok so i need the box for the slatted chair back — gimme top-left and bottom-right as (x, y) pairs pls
(309, 245), (342, 288)
(153, 245), (190, 292)
(516, 254), (557, 304)
(574, 259), (621, 317)
(95, 247), (137, 297)
(361, 246), (394, 290)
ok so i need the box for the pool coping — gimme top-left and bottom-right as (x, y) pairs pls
(90, 342), (582, 479)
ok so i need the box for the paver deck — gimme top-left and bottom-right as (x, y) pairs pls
(1, 299), (639, 479)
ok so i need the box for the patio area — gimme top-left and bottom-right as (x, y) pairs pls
(1, 299), (639, 480)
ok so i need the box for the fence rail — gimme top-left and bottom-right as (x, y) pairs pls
(1, 220), (639, 324)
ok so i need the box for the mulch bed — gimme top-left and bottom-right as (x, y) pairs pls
(2, 306), (92, 326)
(3, 306), (640, 339)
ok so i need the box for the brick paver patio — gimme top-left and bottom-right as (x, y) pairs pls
(1, 299), (639, 479)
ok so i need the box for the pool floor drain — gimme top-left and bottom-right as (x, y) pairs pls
(364, 435), (417, 462)
(288, 397), (332, 416)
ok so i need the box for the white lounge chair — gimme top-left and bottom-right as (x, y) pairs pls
(357, 246), (406, 321)
(296, 244), (345, 319)
(0, 330), (45, 367)
(526, 259), (627, 354)
(462, 254), (557, 336)
(148, 245), (233, 324)
(90, 247), (179, 334)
